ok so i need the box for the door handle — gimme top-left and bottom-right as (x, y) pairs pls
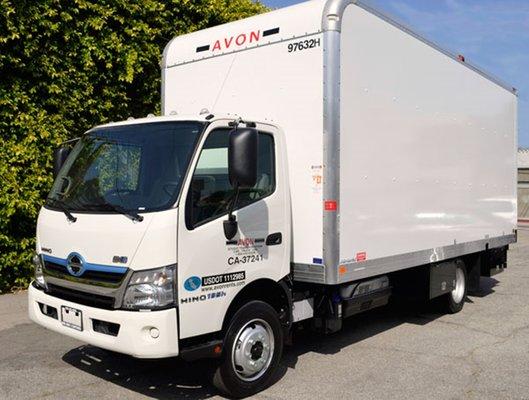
(266, 232), (282, 246)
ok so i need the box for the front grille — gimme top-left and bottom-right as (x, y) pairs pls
(43, 260), (126, 285)
(45, 260), (67, 273)
(83, 270), (124, 284)
(46, 283), (116, 310)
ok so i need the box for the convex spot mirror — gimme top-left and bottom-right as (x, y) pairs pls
(223, 128), (259, 240)
(53, 146), (71, 179)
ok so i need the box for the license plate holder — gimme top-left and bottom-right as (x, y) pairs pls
(61, 306), (83, 331)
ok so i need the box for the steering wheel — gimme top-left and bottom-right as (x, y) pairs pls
(103, 188), (134, 197)
(57, 176), (72, 196)
(105, 188), (135, 197)
(162, 181), (180, 197)
(210, 188), (265, 216)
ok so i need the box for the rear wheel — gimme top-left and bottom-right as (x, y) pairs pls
(213, 301), (283, 398)
(442, 260), (467, 314)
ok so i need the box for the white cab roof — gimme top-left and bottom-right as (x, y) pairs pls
(89, 114), (273, 131)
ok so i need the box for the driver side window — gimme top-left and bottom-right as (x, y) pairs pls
(187, 129), (275, 228)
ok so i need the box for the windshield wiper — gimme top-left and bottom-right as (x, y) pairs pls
(82, 202), (144, 222)
(76, 202), (143, 222)
(106, 203), (144, 222)
(48, 198), (77, 223)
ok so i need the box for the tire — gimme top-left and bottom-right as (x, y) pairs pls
(213, 301), (283, 398)
(442, 260), (467, 314)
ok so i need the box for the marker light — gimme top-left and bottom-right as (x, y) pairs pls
(33, 253), (47, 290)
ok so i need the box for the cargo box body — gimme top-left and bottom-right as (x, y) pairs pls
(336, 4), (517, 284)
(162, 0), (517, 285)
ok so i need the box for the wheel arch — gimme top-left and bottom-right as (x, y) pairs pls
(222, 278), (292, 334)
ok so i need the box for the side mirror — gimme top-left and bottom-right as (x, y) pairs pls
(53, 146), (71, 179)
(223, 128), (258, 240)
(228, 128), (258, 189)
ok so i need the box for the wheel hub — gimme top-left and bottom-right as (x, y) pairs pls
(232, 319), (274, 382)
(250, 341), (264, 360)
(451, 266), (465, 303)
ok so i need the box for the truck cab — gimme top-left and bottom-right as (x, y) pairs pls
(29, 115), (293, 392)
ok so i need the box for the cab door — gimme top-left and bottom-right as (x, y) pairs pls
(177, 121), (290, 339)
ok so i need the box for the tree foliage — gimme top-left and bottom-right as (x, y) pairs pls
(0, 0), (267, 293)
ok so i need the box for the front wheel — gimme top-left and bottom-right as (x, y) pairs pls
(213, 301), (283, 398)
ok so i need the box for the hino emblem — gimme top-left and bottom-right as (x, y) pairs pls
(66, 253), (85, 277)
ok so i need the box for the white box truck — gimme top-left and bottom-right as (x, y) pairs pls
(29, 0), (518, 397)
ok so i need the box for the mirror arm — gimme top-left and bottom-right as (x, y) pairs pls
(223, 184), (240, 240)
(60, 137), (81, 146)
(228, 184), (241, 221)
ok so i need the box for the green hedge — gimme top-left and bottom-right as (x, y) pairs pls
(0, 0), (267, 293)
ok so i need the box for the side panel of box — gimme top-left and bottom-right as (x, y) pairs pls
(338, 6), (517, 278)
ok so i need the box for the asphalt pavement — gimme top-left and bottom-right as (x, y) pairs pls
(1, 230), (528, 399)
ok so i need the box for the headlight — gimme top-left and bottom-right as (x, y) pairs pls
(33, 253), (47, 290)
(122, 265), (176, 310)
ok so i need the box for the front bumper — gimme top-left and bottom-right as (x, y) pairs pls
(28, 283), (179, 358)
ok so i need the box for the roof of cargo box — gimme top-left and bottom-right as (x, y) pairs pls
(162, 0), (516, 94)
(162, 0), (327, 69)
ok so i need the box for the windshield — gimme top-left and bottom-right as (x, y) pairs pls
(46, 121), (205, 213)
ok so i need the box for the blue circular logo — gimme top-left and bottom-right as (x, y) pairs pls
(184, 276), (202, 291)
(66, 252), (85, 277)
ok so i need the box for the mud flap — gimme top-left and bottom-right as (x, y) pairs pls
(429, 261), (456, 300)
(481, 246), (508, 277)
